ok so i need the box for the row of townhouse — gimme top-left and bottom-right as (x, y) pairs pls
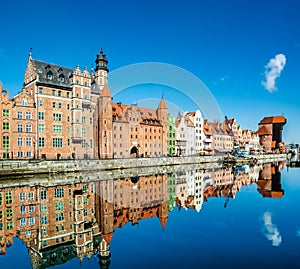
(167, 109), (262, 156)
(0, 50), (168, 160)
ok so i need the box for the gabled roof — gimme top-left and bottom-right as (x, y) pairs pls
(259, 116), (286, 124)
(32, 59), (73, 88)
(257, 126), (272, 135)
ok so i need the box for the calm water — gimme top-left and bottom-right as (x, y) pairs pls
(0, 162), (300, 269)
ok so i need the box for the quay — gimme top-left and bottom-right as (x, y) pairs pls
(0, 154), (287, 179)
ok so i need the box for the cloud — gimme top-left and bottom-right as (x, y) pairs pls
(261, 54), (286, 93)
(262, 211), (282, 246)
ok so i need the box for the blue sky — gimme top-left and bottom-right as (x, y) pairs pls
(0, 0), (299, 143)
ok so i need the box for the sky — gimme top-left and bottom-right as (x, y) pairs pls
(0, 0), (299, 143)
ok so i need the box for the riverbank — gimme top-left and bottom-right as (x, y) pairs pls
(0, 154), (287, 178)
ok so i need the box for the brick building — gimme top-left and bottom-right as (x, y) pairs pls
(0, 50), (168, 160)
(257, 116), (286, 152)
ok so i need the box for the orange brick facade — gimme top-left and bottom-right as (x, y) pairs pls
(0, 50), (168, 160)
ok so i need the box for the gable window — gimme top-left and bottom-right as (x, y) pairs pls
(22, 99), (28, 106)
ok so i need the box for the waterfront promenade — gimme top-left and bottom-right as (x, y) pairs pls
(0, 154), (287, 179)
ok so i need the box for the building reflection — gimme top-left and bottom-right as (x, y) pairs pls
(0, 162), (284, 268)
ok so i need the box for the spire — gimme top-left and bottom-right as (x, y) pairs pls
(159, 216), (168, 230)
(29, 48), (33, 60)
(158, 95), (167, 109)
(100, 83), (112, 98)
(95, 48), (109, 72)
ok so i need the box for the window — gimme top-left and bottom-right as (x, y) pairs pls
(20, 205), (26, 214)
(67, 116), (70, 122)
(39, 87), (43, 94)
(40, 190), (47, 200)
(0, 193), (2, 205)
(52, 89), (56, 96)
(38, 112), (44, 120)
(39, 100), (43, 107)
(2, 136), (9, 149)
(28, 192), (34, 200)
(59, 75), (65, 83)
(29, 217), (35, 225)
(26, 112), (32, 119)
(20, 218), (26, 226)
(26, 124), (32, 132)
(52, 102), (56, 108)
(82, 116), (86, 124)
(42, 228), (47, 235)
(47, 71), (53, 80)
(26, 151), (32, 158)
(6, 192), (12, 204)
(6, 222), (13, 230)
(22, 99), (28, 106)
(17, 124), (23, 132)
(0, 210), (2, 219)
(82, 128), (86, 136)
(53, 125), (62, 134)
(2, 122), (9, 130)
(67, 92), (70, 98)
(90, 117), (93, 124)
(38, 124), (45, 132)
(18, 151), (23, 158)
(67, 139), (70, 146)
(58, 90), (62, 97)
(56, 212), (64, 221)
(2, 109), (9, 117)
(20, 192), (26, 201)
(58, 102), (62, 109)
(6, 209), (12, 218)
(54, 188), (64, 198)
(67, 104), (70, 110)
(29, 205), (34, 213)
(82, 139), (86, 148)
(26, 137), (32, 146)
(53, 113), (62, 122)
(41, 205), (47, 212)
(52, 138), (63, 148)
(41, 216), (48, 224)
(55, 202), (64, 210)
(39, 137), (45, 147)
(17, 111), (22, 119)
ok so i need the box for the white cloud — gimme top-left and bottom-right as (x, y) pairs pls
(261, 54), (286, 93)
(262, 211), (282, 246)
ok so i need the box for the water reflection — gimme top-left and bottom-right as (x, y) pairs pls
(0, 162), (285, 268)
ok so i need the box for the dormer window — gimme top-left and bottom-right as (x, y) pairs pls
(47, 71), (53, 80)
(59, 74), (65, 82)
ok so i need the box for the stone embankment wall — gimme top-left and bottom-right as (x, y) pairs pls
(0, 154), (287, 178)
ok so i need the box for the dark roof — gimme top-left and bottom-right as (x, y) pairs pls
(91, 81), (101, 95)
(33, 59), (73, 88)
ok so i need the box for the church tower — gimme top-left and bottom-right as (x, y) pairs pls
(98, 84), (113, 159)
(95, 49), (109, 91)
(157, 96), (168, 156)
